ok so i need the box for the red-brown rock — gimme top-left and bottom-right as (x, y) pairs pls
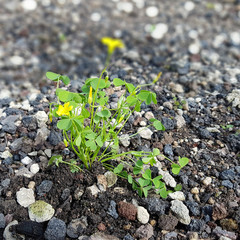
(117, 201), (137, 221)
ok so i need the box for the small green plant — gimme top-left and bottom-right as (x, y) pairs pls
(47, 38), (189, 198)
(172, 96), (186, 110)
(220, 124), (234, 130)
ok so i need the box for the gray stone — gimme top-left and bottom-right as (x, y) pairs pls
(37, 180), (53, 196)
(145, 198), (169, 215)
(135, 224), (154, 239)
(67, 216), (88, 238)
(21, 156), (33, 165)
(159, 169), (177, 188)
(48, 130), (62, 146)
(0, 213), (5, 228)
(187, 219), (205, 232)
(161, 117), (175, 130)
(44, 217), (66, 240)
(164, 144), (173, 156)
(222, 180), (233, 189)
(10, 137), (23, 151)
(170, 200), (191, 225)
(15, 167), (34, 178)
(107, 200), (118, 219)
(89, 232), (120, 240)
(158, 214), (178, 231)
(35, 111), (48, 127)
(175, 115), (186, 129)
(119, 134), (130, 147)
(168, 191), (186, 201)
(227, 89), (240, 108)
(220, 169), (235, 180)
(1, 178), (10, 188)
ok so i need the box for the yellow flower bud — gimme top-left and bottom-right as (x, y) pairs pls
(88, 86), (93, 104)
(64, 139), (68, 147)
(49, 112), (53, 122)
(118, 115), (124, 123)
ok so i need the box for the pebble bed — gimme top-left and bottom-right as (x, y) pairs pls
(0, 0), (240, 239)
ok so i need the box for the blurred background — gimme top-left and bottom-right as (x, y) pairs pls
(0, 0), (239, 87)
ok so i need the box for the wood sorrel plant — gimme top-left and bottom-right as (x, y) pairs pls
(47, 38), (189, 198)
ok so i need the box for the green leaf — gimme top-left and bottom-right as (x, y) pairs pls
(137, 90), (150, 101)
(96, 136), (103, 147)
(57, 90), (73, 102)
(152, 176), (162, 188)
(174, 184), (182, 191)
(114, 164), (123, 174)
(119, 170), (128, 178)
(133, 166), (142, 175)
(97, 109), (111, 118)
(46, 72), (60, 81)
(142, 169), (151, 180)
(90, 78), (106, 90)
(159, 188), (168, 199)
(126, 96), (137, 106)
(125, 83), (135, 93)
(153, 120), (165, 131)
(179, 157), (189, 168)
(73, 94), (82, 103)
(143, 186), (151, 198)
(128, 175), (133, 184)
(48, 155), (62, 166)
(81, 107), (90, 118)
(151, 92), (157, 104)
(146, 93), (152, 105)
(142, 157), (151, 164)
(138, 178), (150, 187)
(135, 160), (143, 168)
(98, 91), (106, 97)
(153, 148), (160, 156)
(73, 118), (83, 130)
(171, 163), (181, 175)
(60, 75), (70, 85)
(85, 140), (97, 151)
(57, 119), (72, 130)
(134, 100), (141, 112)
(75, 135), (81, 146)
(85, 132), (97, 140)
(113, 78), (125, 86)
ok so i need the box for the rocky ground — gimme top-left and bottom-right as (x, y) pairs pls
(0, 0), (240, 239)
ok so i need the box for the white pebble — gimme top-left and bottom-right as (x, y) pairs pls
(202, 177), (212, 186)
(21, 0), (37, 11)
(137, 127), (153, 140)
(30, 164), (40, 174)
(146, 6), (158, 17)
(16, 187), (35, 208)
(10, 56), (24, 66)
(188, 30), (198, 39)
(151, 23), (168, 39)
(137, 206), (149, 224)
(117, 2), (133, 13)
(91, 12), (101, 22)
(21, 156), (33, 165)
(184, 1), (195, 11)
(189, 43), (200, 54)
(230, 32), (240, 45)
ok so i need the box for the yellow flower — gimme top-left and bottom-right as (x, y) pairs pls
(88, 86), (93, 104)
(118, 115), (125, 123)
(101, 37), (124, 54)
(56, 102), (73, 116)
(49, 112), (53, 122)
(64, 138), (68, 147)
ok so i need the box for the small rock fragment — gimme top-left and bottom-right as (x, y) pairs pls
(16, 187), (35, 208)
(118, 201), (137, 221)
(135, 224), (154, 240)
(158, 214), (178, 231)
(170, 200), (191, 225)
(137, 206), (149, 224)
(28, 200), (55, 222)
(44, 217), (66, 240)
